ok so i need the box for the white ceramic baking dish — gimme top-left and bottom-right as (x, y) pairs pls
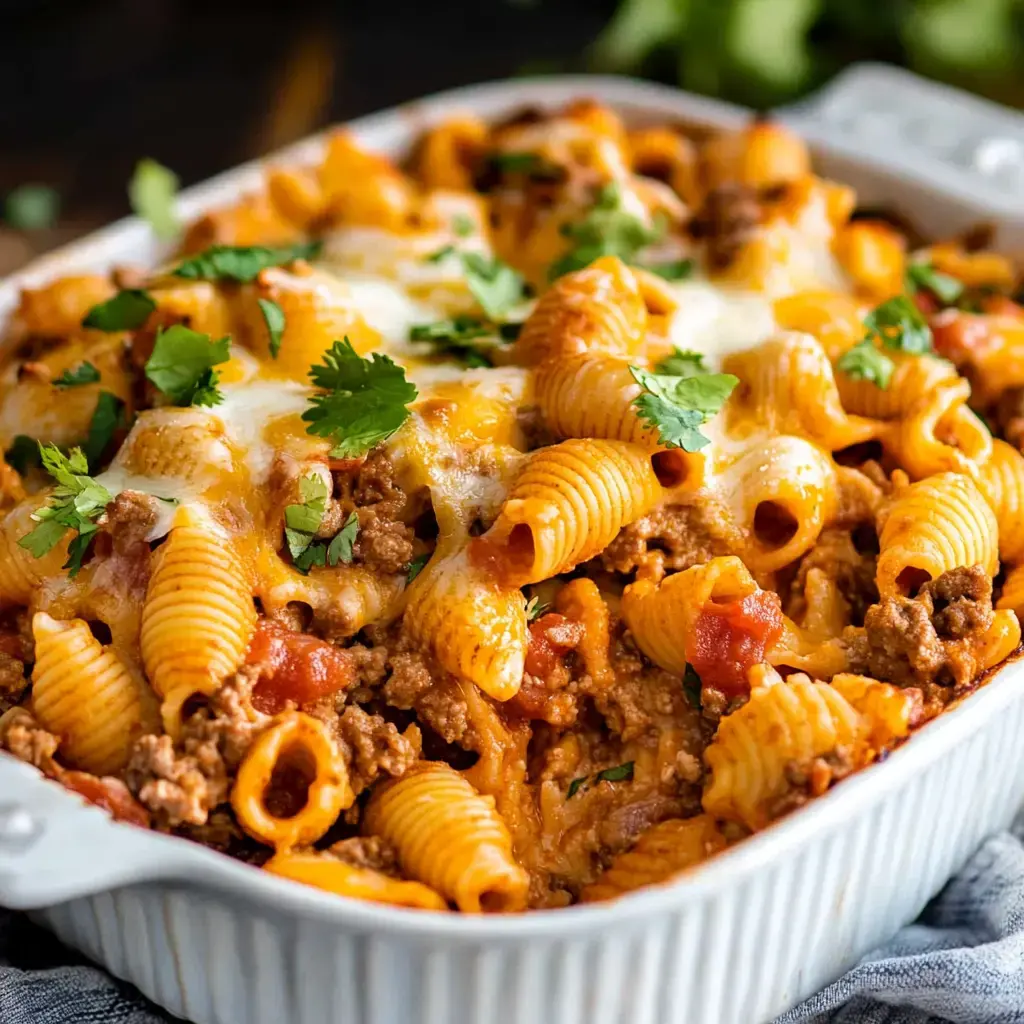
(1, 65), (1023, 1024)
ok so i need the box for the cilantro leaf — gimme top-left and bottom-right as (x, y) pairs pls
(487, 152), (544, 173)
(173, 241), (322, 283)
(4, 185), (59, 231)
(407, 552), (429, 583)
(285, 474), (329, 539)
(82, 289), (156, 332)
(906, 261), (964, 305)
(863, 295), (933, 355)
(452, 214), (474, 237)
(567, 761), (635, 798)
(655, 347), (707, 377)
(293, 543), (327, 573)
(426, 245), (456, 264)
(634, 258), (694, 282)
(525, 594), (550, 622)
(550, 182), (665, 279)
(82, 392), (126, 469)
(630, 366), (738, 452)
(327, 512), (359, 566)
(303, 338), (418, 458)
(409, 316), (493, 368)
(52, 362), (100, 389)
(18, 444), (112, 577)
(128, 159), (179, 241)
(460, 252), (526, 320)
(145, 325), (230, 407)
(683, 663), (702, 708)
(258, 298), (286, 359)
(5, 435), (40, 475)
(836, 339), (895, 389)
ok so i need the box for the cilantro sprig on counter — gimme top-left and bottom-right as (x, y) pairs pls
(173, 241), (322, 283)
(550, 182), (667, 280)
(18, 444), (112, 576)
(837, 295), (935, 391)
(630, 364), (738, 453)
(303, 338), (418, 458)
(284, 474), (359, 574)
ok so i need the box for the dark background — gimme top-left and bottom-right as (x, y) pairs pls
(1, 0), (1022, 272)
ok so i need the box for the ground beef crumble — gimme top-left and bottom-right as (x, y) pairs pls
(689, 183), (762, 270)
(324, 835), (400, 876)
(846, 566), (996, 695)
(787, 529), (878, 628)
(335, 705), (421, 794)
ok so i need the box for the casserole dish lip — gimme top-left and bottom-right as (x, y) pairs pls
(0, 70), (1020, 934)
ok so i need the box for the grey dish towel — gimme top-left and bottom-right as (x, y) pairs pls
(3, 822), (1024, 1024)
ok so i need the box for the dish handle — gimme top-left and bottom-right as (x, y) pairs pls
(0, 756), (178, 909)
(779, 63), (1024, 216)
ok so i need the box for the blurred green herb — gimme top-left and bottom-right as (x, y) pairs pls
(4, 185), (60, 230)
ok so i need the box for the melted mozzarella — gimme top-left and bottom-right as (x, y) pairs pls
(665, 280), (777, 369)
(93, 466), (203, 540)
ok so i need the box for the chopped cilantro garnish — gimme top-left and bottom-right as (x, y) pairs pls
(630, 366), (738, 452)
(303, 338), (418, 458)
(5, 435), (40, 475)
(525, 594), (550, 622)
(498, 322), (523, 342)
(452, 214), (475, 237)
(905, 261), (964, 305)
(426, 244), (456, 264)
(52, 362), (100, 388)
(487, 152), (544, 173)
(4, 185), (59, 231)
(460, 252), (526, 320)
(258, 298), (286, 359)
(863, 295), (933, 355)
(284, 477), (358, 575)
(654, 347), (707, 377)
(406, 552), (430, 583)
(635, 258), (694, 282)
(82, 289), (156, 332)
(409, 316), (493, 368)
(327, 512), (359, 565)
(567, 761), (635, 798)
(836, 339), (895, 389)
(837, 295), (933, 390)
(173, 241), (322, 283)
(82, 392), (126, 469)
(18, 444), (112, 577)
(144, 325), (231, 407)
(128, 159), (179, 241)
(683, 664), (702, 708)
(550, 182), (665, 279)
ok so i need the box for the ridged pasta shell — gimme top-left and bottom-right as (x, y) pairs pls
(977, 439), (1024, 564)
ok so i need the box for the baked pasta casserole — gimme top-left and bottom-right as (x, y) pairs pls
(1, 100), (1022, 913)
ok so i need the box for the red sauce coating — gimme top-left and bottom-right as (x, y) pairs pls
(929, 310), (995, 366)
(62, 771), (151, 828)
(245, 620), (356, 714)
(689, 590), (784, 697)
(524, 613), (584, 678)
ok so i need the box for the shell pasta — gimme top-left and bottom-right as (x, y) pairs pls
(0, 98), (1020, 915)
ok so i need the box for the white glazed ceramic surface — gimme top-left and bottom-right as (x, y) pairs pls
(1, 67), (1023, 1024)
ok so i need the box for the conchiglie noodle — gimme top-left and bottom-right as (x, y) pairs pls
(829, 673), (917, 750)
(30, 613), (159, 775)
(413, 116), (489, 190)
(835, 352), (958, 420)
(264, 850), (447, 910)
(0, 498), (71, 606)
(140, 504), (256, 733)
(403, 547), (526, 702)
(702, 674), (868, 830)
(997, 563), (1024, 620)
(621, 557), (759, 677)
(511, 256), (646, 366)
(724, 333), (881, 450)
(876, 473), (999, 599)
(976, 439), (1024, 563)
(363, 761), (529, 913)
(581, 816), (727, 902)
(716, 434), (837, 573)
(480, 438), (666, 586)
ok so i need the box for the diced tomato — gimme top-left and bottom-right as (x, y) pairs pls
(911, 290), (940, 316)
(61, 771), (151, 828)
(524, 613), (584, 678)
(688, 590), (784, 697)
(929, 310), (995, 365)
(245, 620), (356, 714)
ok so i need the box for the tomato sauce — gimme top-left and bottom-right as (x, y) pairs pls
(61, 771), (151, 828)
(688, 591), (784, 697)
(524, 613), (584, 678)
(245, 620), (356, 714)
(929, 310), (995, 365)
